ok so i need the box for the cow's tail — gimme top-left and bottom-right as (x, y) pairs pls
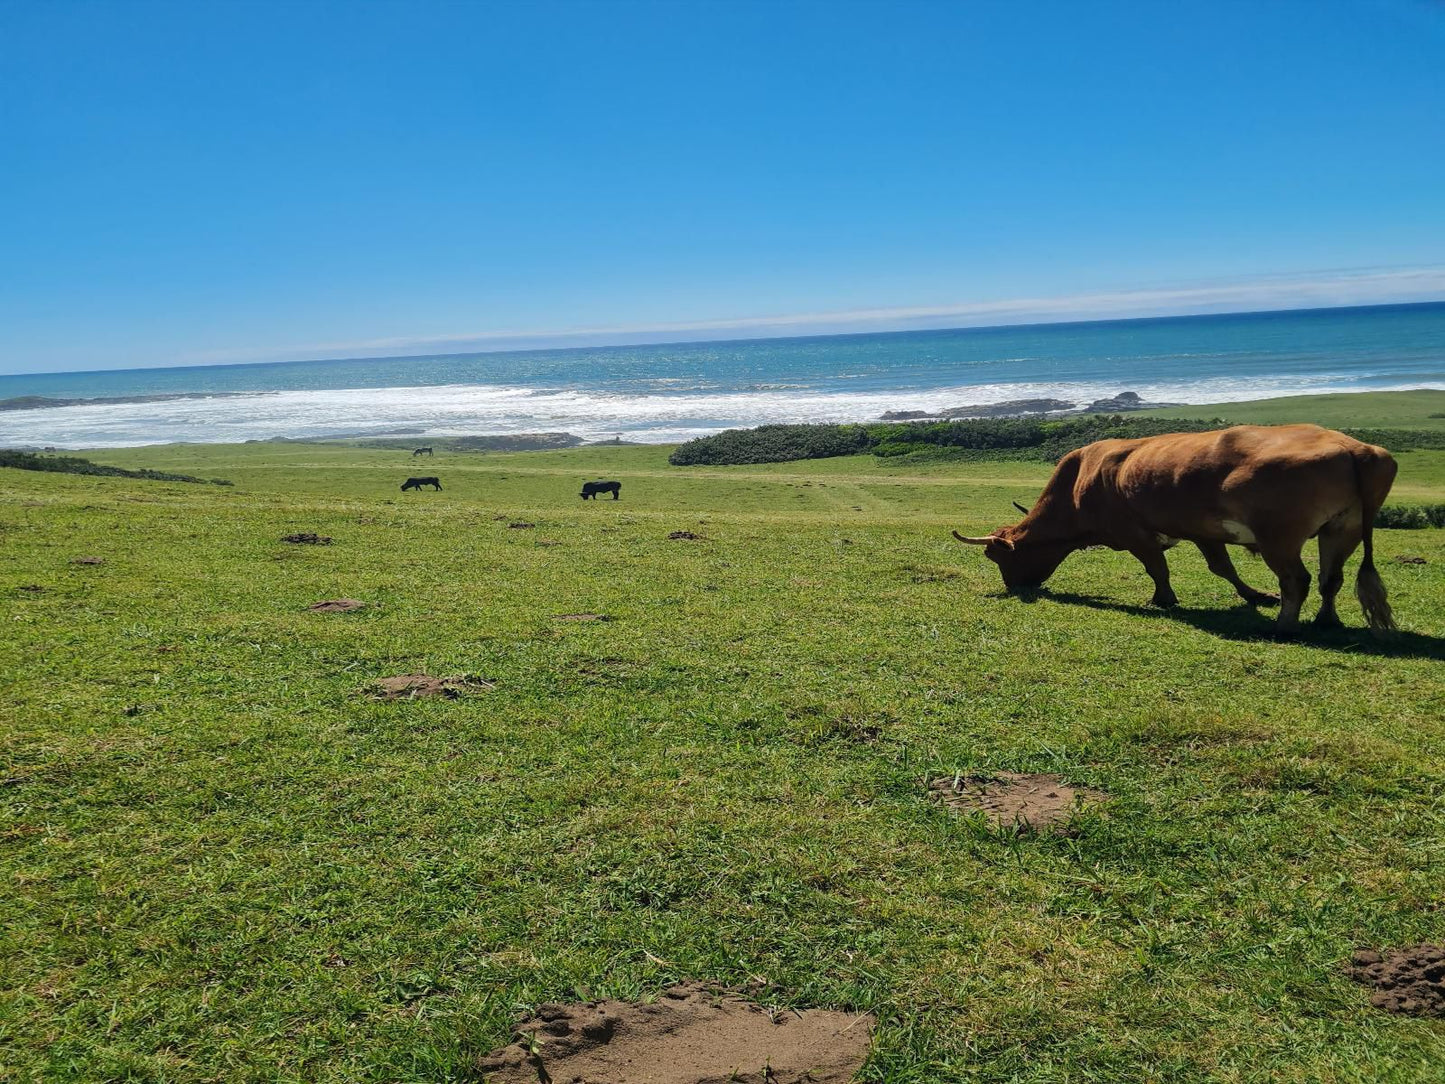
(1353, 446), (1398, 632)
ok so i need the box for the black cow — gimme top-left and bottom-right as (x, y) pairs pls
(401, 476), (442, 491)
(412, 446), (434, 456)
(580, 480), (621, 500)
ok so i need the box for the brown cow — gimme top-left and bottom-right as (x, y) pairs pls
(952, 424), (1397, 634)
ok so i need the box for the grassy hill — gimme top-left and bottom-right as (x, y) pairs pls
(5, 441), (1445, 1081)
(1142, 388), (1445, 430)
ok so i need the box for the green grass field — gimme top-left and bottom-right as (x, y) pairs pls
(1143, 389), (1445, 430)
(5, 430), (1445, 1081)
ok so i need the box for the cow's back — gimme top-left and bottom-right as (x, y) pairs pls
(1075, 425), (1395, 541)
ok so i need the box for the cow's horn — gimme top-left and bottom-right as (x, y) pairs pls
(1012, 501), (1028, 515)
(951, 530), (993, 545)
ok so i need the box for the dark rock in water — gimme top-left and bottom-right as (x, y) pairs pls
(879, 398), (1076, 421)
(447, 432), (582, 451)
(1083, 391), (1183, 413)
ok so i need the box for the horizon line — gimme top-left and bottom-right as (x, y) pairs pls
(5, 269), (1445, 380)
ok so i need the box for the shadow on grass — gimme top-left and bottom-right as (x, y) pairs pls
(1011, 588), (1445, 660)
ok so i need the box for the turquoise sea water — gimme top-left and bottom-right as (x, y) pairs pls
(3, 302), (1443, 448)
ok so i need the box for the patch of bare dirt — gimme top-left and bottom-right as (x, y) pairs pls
(1394, 555), (1428, 565)
(369, 673), (494, 700)
(668, 530), (703, 540)
(17, 584), (44, 593)
(1348, 945), (1445, 1017)
(555, 613), (615, 622)
(71, 556), (104, 565)
(476, 982), (873, 1084)
(308, 599), (367, 613)
(509, 522), (535, 529)
(930, 771), (1104, 830)
(281, 532), (333, 545)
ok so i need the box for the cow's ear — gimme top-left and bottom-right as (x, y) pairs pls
(993, 536), (1015, 551)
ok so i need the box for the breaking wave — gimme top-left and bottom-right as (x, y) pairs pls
(4, 372), (1442, 449)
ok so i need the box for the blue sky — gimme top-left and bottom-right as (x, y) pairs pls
(2, 0), (1443, 375)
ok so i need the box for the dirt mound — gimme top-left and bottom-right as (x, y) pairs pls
(1348, 945), (1445, 1016)
(1394, 555), (1428, 565)
(71, 556), (104, 565)
(281, 532), (332, 545)
(308, 599), (366, 613)
(668, 530), (702, 540)
(476, 982), (873, 1084)
(369, 673), (493, 700)
(555, 613), (615, 622)
(930, 771), (1103, 829)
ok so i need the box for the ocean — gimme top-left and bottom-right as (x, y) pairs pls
(3, 302), (1444, 449)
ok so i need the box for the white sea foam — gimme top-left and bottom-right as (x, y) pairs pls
(4, 374), (1442, 449)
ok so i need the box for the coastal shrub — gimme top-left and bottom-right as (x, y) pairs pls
(670, 416), (1445, 467)
(1341, 428), (1445, 452)
(668, 424), (871, 466)
(0, 450), (231, 485)
(1375, 504), (1445, 529)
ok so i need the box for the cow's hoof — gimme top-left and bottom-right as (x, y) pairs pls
(1150, 594), (1179, 608)
(1246, 592), (1280, 607)
(1313, 613), (1343, 629)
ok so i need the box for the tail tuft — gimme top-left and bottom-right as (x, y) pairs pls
(1356, 562), (1396, 632)
(1352, 444), (1399, 634)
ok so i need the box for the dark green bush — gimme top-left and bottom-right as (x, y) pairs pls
(1375, 504), (1445, 529)
(1338, 428), (1445, 451)
(668, 424), (871, 465)
(0, 450), (231, 485)
(670, 414), (1445, 467)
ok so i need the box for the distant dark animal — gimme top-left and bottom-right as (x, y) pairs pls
(580, 480), (621, 500)
(412, 446), (434, 456)
(952, 424), (1397, 635)
(401, 476), (442, 492)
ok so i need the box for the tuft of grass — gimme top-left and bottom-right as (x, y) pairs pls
(3, 441), (1445, 1081)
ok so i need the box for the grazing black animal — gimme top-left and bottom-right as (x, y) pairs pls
(412, 446), (434, 456)
(580, 480), (621, 500)
(401, 476), (442, 491)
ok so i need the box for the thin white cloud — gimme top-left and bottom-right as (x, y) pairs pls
(186, 266), (1445, 366)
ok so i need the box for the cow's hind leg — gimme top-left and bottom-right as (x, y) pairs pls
(1195, 541), (1279, 606)
(1314, 523), (1361, 629)
(1129, 544), (1178, 607)
(1257, 541), (1312, 634)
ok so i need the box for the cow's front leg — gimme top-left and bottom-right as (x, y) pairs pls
(1130, 545), (1178, 607)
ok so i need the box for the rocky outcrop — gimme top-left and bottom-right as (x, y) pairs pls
(1082, 391), (1183, 413)
(879, 397), (1076, 421)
